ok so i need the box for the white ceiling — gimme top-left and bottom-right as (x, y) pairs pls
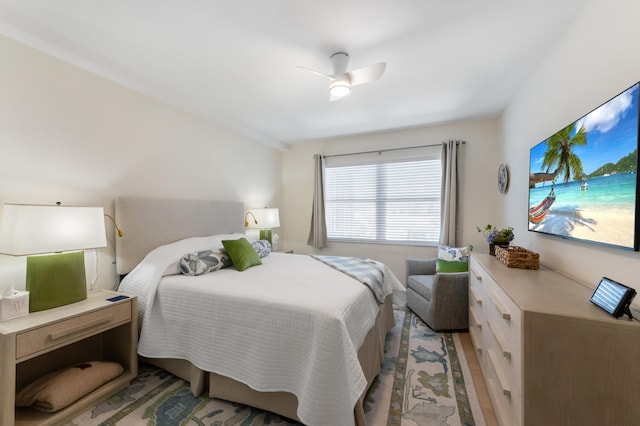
(0, 1), (587, 150)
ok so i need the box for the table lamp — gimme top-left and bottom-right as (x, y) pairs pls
(245, 207), (280, 245)
(0, 203), (107, 312)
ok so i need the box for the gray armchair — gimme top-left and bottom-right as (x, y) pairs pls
(405, 258), (469, 331)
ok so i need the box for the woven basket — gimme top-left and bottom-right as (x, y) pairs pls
(494, 246), (539, 270)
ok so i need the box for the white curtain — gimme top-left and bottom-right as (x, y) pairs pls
(307, 154), (328, 248)
(439, 140), (463, 245)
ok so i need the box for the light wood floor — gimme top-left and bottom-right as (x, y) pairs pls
(458, 332), (498, 426)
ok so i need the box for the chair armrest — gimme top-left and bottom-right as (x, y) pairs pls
(405, 258), (437, 284)
(429, 272), (470, 330)
(434, 272), (469, 287)
(431, 272), (469, 301)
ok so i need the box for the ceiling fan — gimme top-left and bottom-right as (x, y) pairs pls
(298, 52), (386, 101)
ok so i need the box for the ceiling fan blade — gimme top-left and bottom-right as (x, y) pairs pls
(297, 65), (332, 79)
(348, 62), (386, 86)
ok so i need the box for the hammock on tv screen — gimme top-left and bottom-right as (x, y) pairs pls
(529, 188), (556, 224)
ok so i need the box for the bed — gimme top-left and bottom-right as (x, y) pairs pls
(114, 197), (403, 426)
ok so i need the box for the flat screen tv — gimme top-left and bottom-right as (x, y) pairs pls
(528, 82), (640, 251)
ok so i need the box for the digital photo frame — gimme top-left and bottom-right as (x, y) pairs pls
(589, 276), (636, 319)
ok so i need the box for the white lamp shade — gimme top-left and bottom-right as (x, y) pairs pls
(246, 208), (280, 229)
(0, 204), (107, 256)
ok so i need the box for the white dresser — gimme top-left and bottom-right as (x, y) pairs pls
(469, 253), (640, 426)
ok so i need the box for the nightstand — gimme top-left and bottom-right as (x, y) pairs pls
(0, 290), (137, 426)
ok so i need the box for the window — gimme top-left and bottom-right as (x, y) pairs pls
(324, 146), (442, 245)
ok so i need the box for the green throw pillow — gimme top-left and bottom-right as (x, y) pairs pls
(222, 238), (262, 271)
(436, 244), (472, 273)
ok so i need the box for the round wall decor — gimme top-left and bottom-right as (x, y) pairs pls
(498, 163), (509, 193)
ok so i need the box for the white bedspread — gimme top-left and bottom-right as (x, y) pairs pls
(118, 235), (405, 426)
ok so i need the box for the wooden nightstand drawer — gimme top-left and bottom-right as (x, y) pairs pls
(15, 301), (131, 360)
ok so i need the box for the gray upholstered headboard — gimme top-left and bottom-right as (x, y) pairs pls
(115, 197), (245, 275)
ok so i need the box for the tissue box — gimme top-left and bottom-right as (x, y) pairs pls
(0, 291), (29, 321)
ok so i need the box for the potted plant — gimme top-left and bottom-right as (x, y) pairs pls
(477, 224), (514, 255)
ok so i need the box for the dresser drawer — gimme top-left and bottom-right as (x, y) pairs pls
(15, 301), (131, 360)
(469, 286), (483, 309)
(486, 318), (521, 395)
(486, 348), (522, 426)
(469, 259), (486, 296)
(485, 282), (521, 345)
(469, 308), (484, 361)
(468, 257), (488, 367)
(485, 294), (520, 348)
(486, 281), (522, 391)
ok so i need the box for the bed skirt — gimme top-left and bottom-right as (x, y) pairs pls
(141, 295), (395, 426)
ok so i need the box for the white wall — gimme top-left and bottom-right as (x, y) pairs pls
(282, 119), (500, 282)
(501, 0), (640, 296)
(0, 35), (282, 291)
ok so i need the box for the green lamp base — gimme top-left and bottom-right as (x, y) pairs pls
(259, 229), (273, 245)
(26, 251), (87, 312)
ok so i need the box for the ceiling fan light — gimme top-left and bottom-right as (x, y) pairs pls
(329, 80), (351, 98)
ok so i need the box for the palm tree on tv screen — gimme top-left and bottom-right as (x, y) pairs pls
(542, 122), (587, 184)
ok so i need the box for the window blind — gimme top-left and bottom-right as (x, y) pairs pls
(324, 146), (442, 245)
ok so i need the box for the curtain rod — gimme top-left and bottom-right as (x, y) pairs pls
(321, 141), (465, 159)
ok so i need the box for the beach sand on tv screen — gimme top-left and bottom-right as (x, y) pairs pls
(530, 206), (634, 248)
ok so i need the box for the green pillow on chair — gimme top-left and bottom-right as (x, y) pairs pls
(436, 244), (472, 273)
(222, 238), (262, 271)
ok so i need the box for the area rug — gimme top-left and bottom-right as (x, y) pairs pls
(63, 309), (485, 426)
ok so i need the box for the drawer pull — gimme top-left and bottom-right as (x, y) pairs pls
(488, 350), (511, 397)
(488, 320), (511, 359)
(470, 267), (482, 281)
(49, 316), (113, 341)
(489, 291), (511, 320)
(470, 287), (482, 306)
